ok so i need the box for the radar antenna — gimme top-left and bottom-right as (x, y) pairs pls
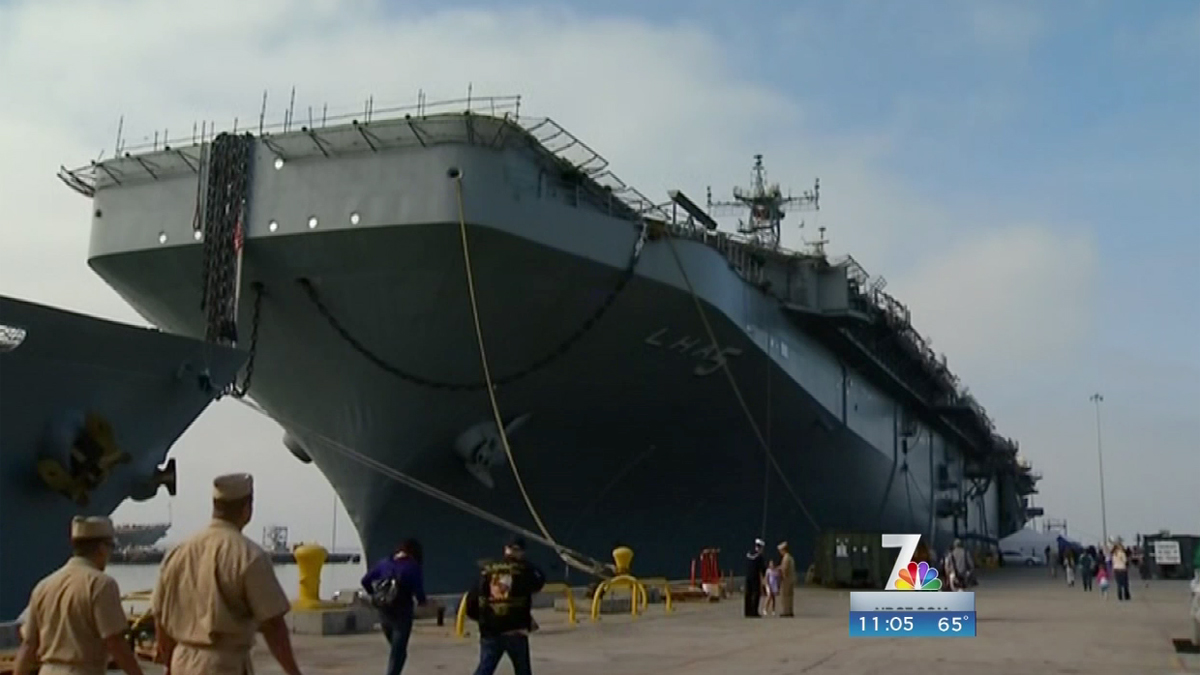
(706, 154), (819, 250)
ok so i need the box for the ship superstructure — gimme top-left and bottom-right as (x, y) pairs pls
(59, 93), (1039, 591)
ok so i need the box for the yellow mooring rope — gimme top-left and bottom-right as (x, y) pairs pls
(452, 174), (603, 577)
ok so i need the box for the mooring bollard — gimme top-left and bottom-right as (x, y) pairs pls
(294, 544), (328, 610)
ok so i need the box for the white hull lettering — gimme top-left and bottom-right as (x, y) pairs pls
(644, 327), (742, 377)
(644, 328), (667, 346)
(694, 347), (743, 377)
(669, 335), (702, 353)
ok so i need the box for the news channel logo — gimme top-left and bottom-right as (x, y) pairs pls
(848, 534), (977, 637)
(882, 533), (940, 591)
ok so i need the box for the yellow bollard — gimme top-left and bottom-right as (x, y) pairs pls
(612, 546), (634, 575)
(293, 544), (327, 610)
(591, 575), (647, 621)
(541, 582), (577, 626)
(642, 577), (673, 614)
(565, 587), (577, 626)
(455, 592), (470, 638)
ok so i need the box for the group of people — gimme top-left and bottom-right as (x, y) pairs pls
(12, 472), (549, 675)
(742, 538), (797, 618)
(15, 472), (304, 675)
(941, 539), (976, 591)
(360, 533), (545, 675)
(1047, 539), (1133, 601)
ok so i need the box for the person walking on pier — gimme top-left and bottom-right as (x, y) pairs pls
(1111, 539), (1132, 601)
(151, 473), (303, 675)
(777, 541), (796, 617)
(1078, 547), (1096, 592)
(945, 540), (974, 591)
(744, 539), (767, 617)
(465, 536), (546, 675)
(362, 538), (427, 675)
(762, 561), (781, 616)
(1063, 548), (1076, 587)
(13, 516), (144, 675)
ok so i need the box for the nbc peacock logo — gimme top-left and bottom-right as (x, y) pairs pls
(895, 561), (941, 591)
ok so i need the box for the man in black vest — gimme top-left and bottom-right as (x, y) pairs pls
(466, 536), (546, 675)
(744, 538), (766, 617)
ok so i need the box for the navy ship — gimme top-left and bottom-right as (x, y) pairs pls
(59, 94), (1040, 591)
(0, 296), (244, 621)
(113, 522), (172, 550)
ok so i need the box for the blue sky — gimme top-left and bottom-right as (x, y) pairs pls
(366, 0), (1199, 364)
(1, 0), (1196, 548)
(623, 0), (1200, 361)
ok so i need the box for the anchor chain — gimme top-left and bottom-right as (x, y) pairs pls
(198, 132), (254, 345)
(225, 282), (264, 398)
(300, 219), (650, 392)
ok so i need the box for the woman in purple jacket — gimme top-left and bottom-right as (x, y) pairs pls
(361, 538), (427, 675)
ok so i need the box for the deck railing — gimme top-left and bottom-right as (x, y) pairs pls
(111, 94), (524, 158)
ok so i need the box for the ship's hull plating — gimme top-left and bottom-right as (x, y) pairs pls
(91, 221), (969, 591)
(0, 297), (243, 619)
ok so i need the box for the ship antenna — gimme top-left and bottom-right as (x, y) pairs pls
(706, 155), (819, 250)
(810, 225), (829, 257)
(113, 115), (124, 156)
(258, 89), (268, 136)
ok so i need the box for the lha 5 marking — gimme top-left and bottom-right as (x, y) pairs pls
(644, 327), (742, 376)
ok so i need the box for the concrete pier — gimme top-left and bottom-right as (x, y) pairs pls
(133, 568), (1198, 674)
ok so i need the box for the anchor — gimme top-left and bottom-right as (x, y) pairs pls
(129, 459), (178, 502)
(37, 411), (132, 506)
(453, 413), (532, 489)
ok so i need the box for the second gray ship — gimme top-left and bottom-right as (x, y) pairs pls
(59, 94), (1040, 590)
(0, 296), (244, 621)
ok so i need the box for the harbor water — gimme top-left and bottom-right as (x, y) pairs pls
(105, 561), (368, 600)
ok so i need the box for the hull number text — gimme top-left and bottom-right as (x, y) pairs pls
(644, 327), (742, 377)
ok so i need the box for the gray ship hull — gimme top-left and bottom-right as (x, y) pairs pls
(0, 296), (244, 620)
(74, 105), (1031, 593)
(92, 223), (966, 589)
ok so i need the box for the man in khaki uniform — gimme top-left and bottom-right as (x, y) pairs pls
(152, 473), (302, 675)
(14, 516), (144, 675)
(777, 541), (796, 618)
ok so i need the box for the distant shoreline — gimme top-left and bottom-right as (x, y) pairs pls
(108, 550), (362, 566)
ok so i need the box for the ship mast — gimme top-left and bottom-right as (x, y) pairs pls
(706, 154), (819, 250)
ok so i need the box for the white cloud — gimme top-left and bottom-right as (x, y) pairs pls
(0, 0), (1100, 544)
(887, 223), (1099, 380)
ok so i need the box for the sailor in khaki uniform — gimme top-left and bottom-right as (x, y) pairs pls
(151, 473), (302, 675)
(777, 541), (797, 618)
(14, 516), (144, 675)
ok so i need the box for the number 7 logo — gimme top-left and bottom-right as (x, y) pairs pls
(882, 534), (925, 591)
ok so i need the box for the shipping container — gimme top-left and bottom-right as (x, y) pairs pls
(811, 532), (903, 589)
(1139, 534), (1198, 580)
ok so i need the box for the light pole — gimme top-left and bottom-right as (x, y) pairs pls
(1089, 393), (1109, 545)
(330, 492), (338, 554)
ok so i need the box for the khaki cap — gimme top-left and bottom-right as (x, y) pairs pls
(71, 516), (114, 540)
(213, 473), (254, 500)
